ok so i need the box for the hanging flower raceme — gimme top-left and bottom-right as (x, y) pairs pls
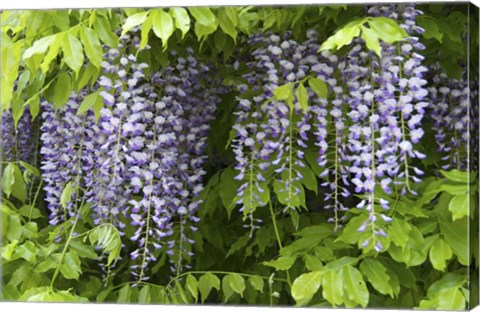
(470, 78), (479, 172)
(233, 30), (342, 233)
(1, 109), (34, 163)
(85, 31), (149, 232)
(427, 63), (469, 171)
(148, 48), (222, 277)
(333, 4), (429, 251)
(40, 93), (96, 226)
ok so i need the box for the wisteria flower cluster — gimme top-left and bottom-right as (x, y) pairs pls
(38, 30), (222, 281)
(1, 109), (34, 163)
(428, 63), (470, 171)
(232, 29), (340, 233)
(231, 4), (431, 251)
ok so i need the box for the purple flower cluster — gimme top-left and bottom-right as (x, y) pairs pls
(39, 30), (221, 280)
(1, 109), (33, 163)
(148, 48), (221, 277)
(342, 4), (429, 251)
(40, 93), (96, 225)
(428, 63), (470, 171)
(233, 31), (330, 231)
(231, 4), (430, 251)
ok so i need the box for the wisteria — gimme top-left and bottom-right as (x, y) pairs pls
(1, 109), (34, 163)
(0, 4), (478, 300)
(428, 63), (470, 171)
(337, 4), (430, 251)
(229, 4), (435, 252)
(35, 27), (222, 281)
(233, 30), (339, 233)
(40, 94), (95, 226)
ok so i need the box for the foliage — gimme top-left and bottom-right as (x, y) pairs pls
(0, 3), (479, 310)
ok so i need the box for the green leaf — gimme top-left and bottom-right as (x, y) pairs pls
(185, 274), (199, 303)
(359, 259), (393, 297)
(198, 273), (220, 303)
(194, 22), (217, 42)
(322, 269), (343, 306)
(189, 7), (216, 27)
(368, 17), (407, 44)
(341, 265), (369, 307)
(88, 224), (122, 266)
(429, 236), (453, 271)
(361, 25), (381, 57)
(336, 215), (368, 245)
(139, 15), (152, 51)
(1, 40), (21, 109)
(175, 282), (191, 303)
(323, 256), (358, 271)
(440, 169), (469, 183)
(41, 33), (64, 73)
(138, 285), (151, 304)
(78, 91), (101, 115)
(151, 9), (175, 49)
(303, 254), (323, 271)
(280, 236), (322, 257)
(308, 77), (327, 99)
(117, 284), (131, 303)
(273, 83), (294, 108)
(94, 16), (118, 47)
(263, 256), (296, 271)
(63, 33), (84, 74)
(53, 73), (71, 109)
(248, 276), (264, 293)
(2, 163), (15, 198)
(319, 22), (361, 52)
(93, 92), (104, 121)
(14, 241), (37, 263)
(218, 9), (237, 43)
(21, 287), (88, 303)
(291, 271), (322, 306)
(9, 163), (27, 202)
(15, 71), (30, 95)
(221, 275), (234, 302)
(6, 214), (22, 241)
(439, 183), (468, 195)
(28, 95), (40, 120)
(389, 218), (411, 248)
(224, 274), (245, 298)
(437, 287), (466, 310)
(170, 7), (190, 39)
(417, 17), (443, 42)
(1, 240), (19, 261)
(420, 282), (466, 310)
(448, 193), (469, 221)
(22, 222), (38, 239)
(297, 164), (318, 194)
(226, 233), (249, 258)
(219, 167), (237, 211)
(69, 240), (98, 259)
(437, 193), (470, 265)
(23, 35), (55, 59)
(80, 27), (103, 68)
(427, 273), (466, 298)
(296, 83), (308, 112)
(60, 182), (74, 209)
(121, 11), (149, 37)
(19, 161), (40, 177)
(60, 250), (82, 280)
(2, 284), (21, 300)
(225, 7), (239, 26)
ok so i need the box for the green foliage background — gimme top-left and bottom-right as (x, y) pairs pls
(1, 3), (479, 309)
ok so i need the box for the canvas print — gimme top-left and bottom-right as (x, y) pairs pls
(0, 2), (479, 310)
